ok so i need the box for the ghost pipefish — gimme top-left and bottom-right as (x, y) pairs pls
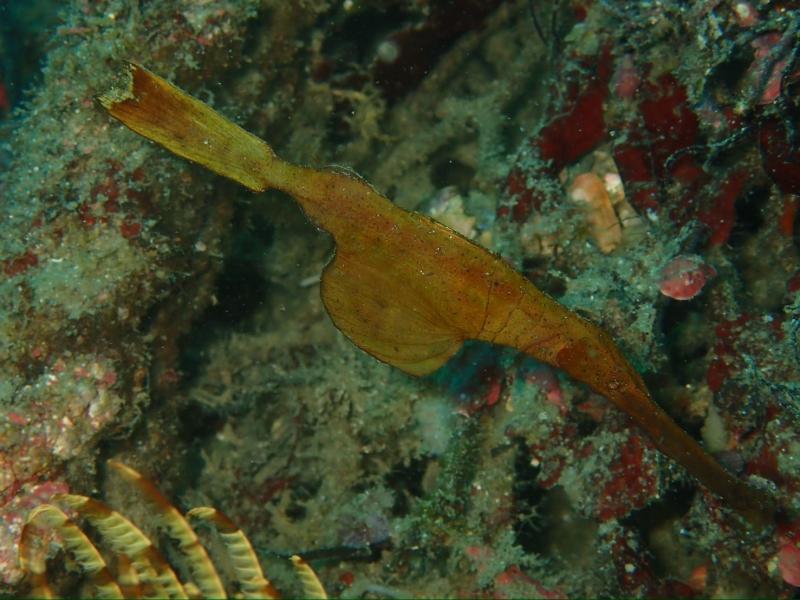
(100, 63), (774, 524)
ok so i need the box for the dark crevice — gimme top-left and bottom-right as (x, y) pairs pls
(431, 156), (476, 192)
(385, 457), (430, 517)
(512, 438), (545, 553)
(729, 185), (769, 248)
(179, 211), (273, 382)
(660, 301), (712, 386)
(621, 481), (696, 577)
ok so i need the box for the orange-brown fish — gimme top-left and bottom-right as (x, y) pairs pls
(100, 64), (774, 524)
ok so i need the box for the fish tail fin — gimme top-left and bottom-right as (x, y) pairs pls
(99, 62), (276, 192)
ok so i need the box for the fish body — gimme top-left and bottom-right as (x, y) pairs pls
(100, 64), (774, 523)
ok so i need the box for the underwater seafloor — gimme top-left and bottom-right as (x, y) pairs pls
(1, 0), (800, 597)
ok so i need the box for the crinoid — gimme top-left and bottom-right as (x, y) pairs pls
(17, 460), (327, 599)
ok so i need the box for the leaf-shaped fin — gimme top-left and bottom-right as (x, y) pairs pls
(321, 249), (464, 376)
(289, 169), (512, 377)
(100, 63), (276, 193)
